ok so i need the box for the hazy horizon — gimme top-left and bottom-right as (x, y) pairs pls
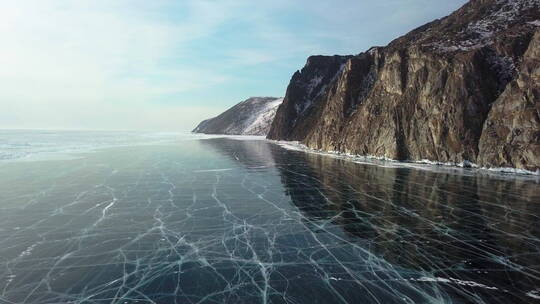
(1, 0), (467, 132)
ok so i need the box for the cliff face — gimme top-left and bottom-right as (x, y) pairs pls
(266, 55), (352, 140)
(268, 0), (540, 171)
(193, 97), (283, 136)
(478, 30), (540, 170)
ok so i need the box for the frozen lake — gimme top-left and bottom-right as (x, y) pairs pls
(0, 132), (539, 303)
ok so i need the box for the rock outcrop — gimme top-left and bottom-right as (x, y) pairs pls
(268, 0), (540, 171)
(478, 30), (540, 170)
(193, 97), (283, 136)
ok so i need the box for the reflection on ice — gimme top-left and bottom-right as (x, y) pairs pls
(0, 138), (538, 304)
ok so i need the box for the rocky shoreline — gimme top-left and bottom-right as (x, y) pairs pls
(268, 0), (539, 172)
(270, 139), (540, 177)
(195, 0), (539, 172)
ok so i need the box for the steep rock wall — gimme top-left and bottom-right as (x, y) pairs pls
(268, 0), (540, 170)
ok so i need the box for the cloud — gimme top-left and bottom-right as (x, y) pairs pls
(0, 0), (468, 131)
(0, 0), (236, 130)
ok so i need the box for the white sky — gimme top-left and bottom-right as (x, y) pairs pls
(0, 0), (467, 131)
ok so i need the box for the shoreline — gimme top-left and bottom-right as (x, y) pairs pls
(5, 130), (538, 179)
(191, 133), (540, 178)
(268, 139), (540, 180)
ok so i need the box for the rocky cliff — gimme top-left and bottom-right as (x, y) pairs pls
(268, 0), (540, 171)
(194, 97), (283, 136)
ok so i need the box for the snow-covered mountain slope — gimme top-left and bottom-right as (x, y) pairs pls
(193, 97), (284, 136)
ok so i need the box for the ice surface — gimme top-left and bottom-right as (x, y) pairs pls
(0, 130), (183, 162)
(0, 134), (538, 304)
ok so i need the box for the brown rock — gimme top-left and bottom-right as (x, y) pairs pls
(478, 30), (540, 171)
(268, 0), (540, 170)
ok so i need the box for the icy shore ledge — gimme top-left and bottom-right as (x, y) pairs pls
(271, 140), (540, 179)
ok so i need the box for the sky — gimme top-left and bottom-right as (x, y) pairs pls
(0, 0), (468, 131)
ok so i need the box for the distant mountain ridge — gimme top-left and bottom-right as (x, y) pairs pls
(268, 0), (540, 171)
(193, 97), (283, 136)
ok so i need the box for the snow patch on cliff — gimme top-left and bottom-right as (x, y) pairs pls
(430, 0), (540, 52)
(243, 98), (284, 135)
(294, 62), (349, 117)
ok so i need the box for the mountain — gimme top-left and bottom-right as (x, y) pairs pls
(268, 0), (540, 171)
(193, 97), (284, 136)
